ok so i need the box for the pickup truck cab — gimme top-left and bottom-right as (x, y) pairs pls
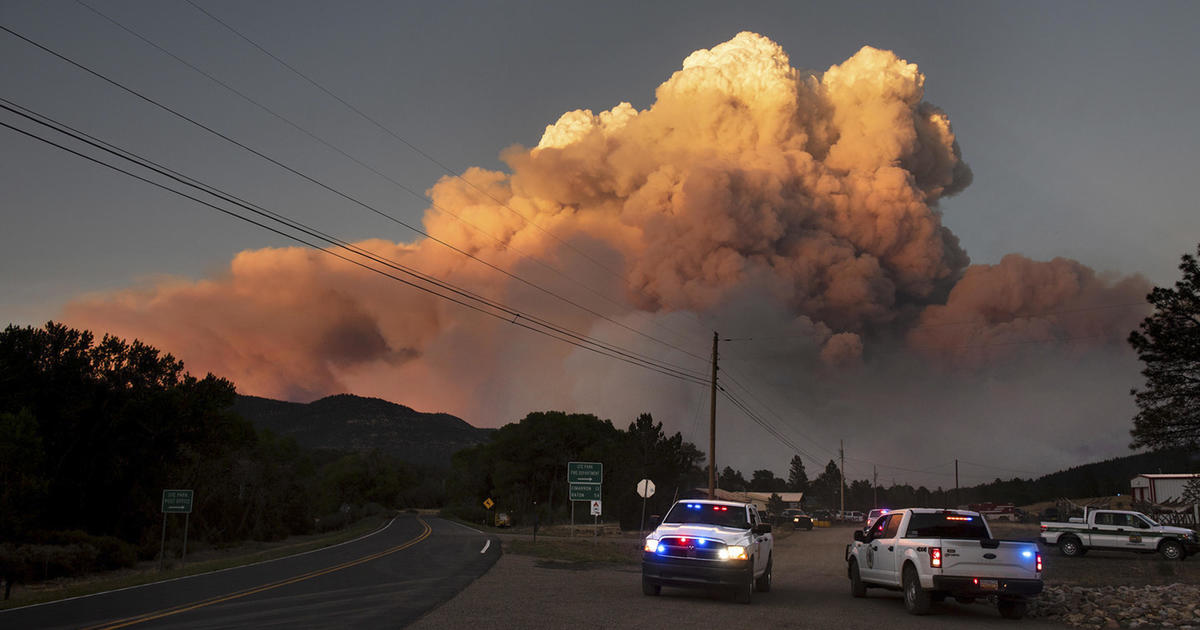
(1040, 509), (1199, 560)
(642, 499), (773, 604)
(846, 508), (1042, 619)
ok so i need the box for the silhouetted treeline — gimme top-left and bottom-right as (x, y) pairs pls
(445, 411), (706, 530)
(0, 323), (430, 589)
(725, 448), (1199, 514)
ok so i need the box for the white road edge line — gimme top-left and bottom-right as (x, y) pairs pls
(443, 518), (484, 534)
(0, 517), (399, 613)
(480, 540), (491, 554)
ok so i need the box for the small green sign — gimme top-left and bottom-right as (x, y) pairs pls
(162, 489), (194, 514)
(569, 483), (602, 501)
(568, 461), (603, 484)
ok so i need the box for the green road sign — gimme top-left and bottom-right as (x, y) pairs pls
(568, 461), (603, 484)
(162, 489), (194, 514)
(569, 483), (602, 501)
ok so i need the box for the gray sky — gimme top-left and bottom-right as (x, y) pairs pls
(2, 1), (1197, 485)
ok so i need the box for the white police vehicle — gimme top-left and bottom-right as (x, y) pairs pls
(642, 499), (773, 604)
(846, 508), (1042, 618)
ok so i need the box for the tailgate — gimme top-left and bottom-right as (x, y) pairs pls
(941, 540), (1038, 579)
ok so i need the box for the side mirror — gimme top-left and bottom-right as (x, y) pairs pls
(853, 530), (866, 542)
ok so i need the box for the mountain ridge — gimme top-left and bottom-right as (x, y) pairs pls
(232, 393), (492, 468)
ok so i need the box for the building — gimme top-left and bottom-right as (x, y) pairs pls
(705, 489), (805, 512)
(1129, 473), (1200, 504)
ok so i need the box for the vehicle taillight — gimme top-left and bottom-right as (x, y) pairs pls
(930, 547), (942, 569)
(1040, 524), (1047, 531)
(1036, 553), (1042, 572)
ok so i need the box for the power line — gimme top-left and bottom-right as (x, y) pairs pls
(70, 0), (708, 364)
(180, 0), (712, 348)
(0, 100), (713, 387)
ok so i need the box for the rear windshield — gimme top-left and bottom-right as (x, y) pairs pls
(904, 513), (990, 539)
(663, 503), (750, 529)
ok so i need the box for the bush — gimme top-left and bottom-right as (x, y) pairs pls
(25, 530), (137, 571)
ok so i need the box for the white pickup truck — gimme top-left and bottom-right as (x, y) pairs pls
(642, 499), (773, 604)
(1039, 509), (1199, 560)
(845, 508), (1042, 619)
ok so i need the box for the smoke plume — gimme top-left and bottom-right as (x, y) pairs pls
(64, 33), (1150, 476)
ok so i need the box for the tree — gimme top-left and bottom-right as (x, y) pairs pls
(750, 469), (785, 492)
(719, 466), (747, 491)
(1183, 476), (1200, 505)
(811, 460), (843, 509)
(766, 493), (785, 516)
(1128, 244), (1200, 450)
(787, 455), (808, 493)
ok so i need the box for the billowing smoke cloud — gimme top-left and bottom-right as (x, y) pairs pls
(64, 33), (1151, 476)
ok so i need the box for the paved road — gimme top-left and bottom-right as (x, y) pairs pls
(413, 525), (1064, 629)
(1, 515), (498, 629)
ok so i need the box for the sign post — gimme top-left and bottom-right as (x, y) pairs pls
(636, 479), (656, 537)
(568, 462), (603, 538)
(160, 489), (194, 571)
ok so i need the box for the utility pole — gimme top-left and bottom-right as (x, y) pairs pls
(955, 459), (960, 508)
(873, 465), (878, 509)
(839, 440), (845, 517)
(708, 332), (718, 500)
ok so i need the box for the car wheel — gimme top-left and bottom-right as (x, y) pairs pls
(998, 598), (1027, 619)
(641, 575), (660, 596)
(902, 565), (931, 615)
(848, 559), (866, 598)
(1059, 536), (1084, 557)
(1160, 539), (1184, 561)
(755, 555), (772, 592)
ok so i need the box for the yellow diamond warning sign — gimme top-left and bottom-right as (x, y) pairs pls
(483, 497), (495, 509)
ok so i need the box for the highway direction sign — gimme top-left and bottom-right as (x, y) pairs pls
(569, 483), (601, 501)
(567, 461), (602, 484)
(161, 489), (193, 514)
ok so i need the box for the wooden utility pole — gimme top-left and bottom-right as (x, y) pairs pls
(839, 440), (845, 517)
(955, 459), (960, 507)
(873, 465), (878, 509)
(708, 332), (718, 500)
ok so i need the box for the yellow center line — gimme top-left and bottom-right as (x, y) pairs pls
(88, 517), (432, 630)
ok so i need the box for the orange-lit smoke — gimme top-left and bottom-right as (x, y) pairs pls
(64, 33), (1149, 427)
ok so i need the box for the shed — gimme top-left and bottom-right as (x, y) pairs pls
(1129, 473), (1200, 504)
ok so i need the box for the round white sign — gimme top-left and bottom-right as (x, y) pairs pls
(636, 479), (656, 498)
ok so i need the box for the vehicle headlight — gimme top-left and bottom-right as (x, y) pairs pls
(644, 538), (659, 552)
(720, 545), (748, 560)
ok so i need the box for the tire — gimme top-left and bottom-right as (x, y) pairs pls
(848, 559), (866, 598)
(755, 555), (773, 592)
(1160, 539), (1184, 561)
(641, 575), (660, 596)
(998, 598), (1028, 619)
(734, 566), (753, 604)
(902, 565), (931, 615)
(1059, 535), (1085, 557)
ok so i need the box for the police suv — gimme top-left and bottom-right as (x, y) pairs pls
(846, 508), (1042, 619)
(642, 499), (773, 604)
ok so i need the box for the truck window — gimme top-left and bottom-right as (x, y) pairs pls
(1094, 512), (1114, 526)
(882, 514), (902, 538)
(904, 513), (990, 539)
(663, 503), (751, 529)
